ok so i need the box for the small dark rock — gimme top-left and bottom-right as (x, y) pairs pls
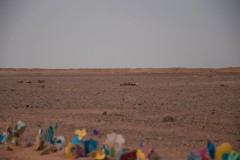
(26, 81), (32, 83)
(138, 103), (142, 105)
(102, 111), (107, 115)
(10, 89), (15, 91)
(212, 111), (215, 114)
(7, 146), (13, 151)
(220, 84), (225, 87)
(17, 80), (23, 83)
(162, 116), (175, 122)
(3, 89), (6, 91)
(38, 80), (45, 83)
(26, 105), (30, 108)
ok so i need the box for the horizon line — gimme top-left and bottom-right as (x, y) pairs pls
(0, 67), (240, 73)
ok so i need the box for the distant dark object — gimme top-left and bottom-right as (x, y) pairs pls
(212, 109), (215, 114)
(26, 81), (32, 83)
(102, 111), (107, 115)
(120, 82), (139, 86)
(220, 84), (225, 87)
(17, 80), (23, 83)
(26, 105), (30, 108)
(162, 116), (175, 122)
(41, 85), (45, 88)
(38, 80), (45, 83)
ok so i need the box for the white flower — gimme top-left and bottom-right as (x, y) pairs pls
(105, 133), (125, 153)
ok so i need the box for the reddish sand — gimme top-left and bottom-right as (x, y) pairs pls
(0, 68), (240, 160)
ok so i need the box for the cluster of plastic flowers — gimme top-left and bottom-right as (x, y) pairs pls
(35, 123), (65, 154)
(65, 129), (161, 160)
(0, 121), (26, 145)
(188, 141), (239, 160)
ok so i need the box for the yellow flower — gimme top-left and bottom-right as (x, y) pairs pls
(215, 143), (232, 160)
(137, 149), (146, 160)
(75, 128), (87, 140)
(89, 149), (106, 160)
(65, 142), (74, 158)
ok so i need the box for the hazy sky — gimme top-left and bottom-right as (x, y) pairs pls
(0, 0), (239, 68)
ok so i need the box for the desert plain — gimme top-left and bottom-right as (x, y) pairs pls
(0, 68), (239, 160)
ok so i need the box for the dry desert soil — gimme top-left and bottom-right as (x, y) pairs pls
(0, 68), (240, 160)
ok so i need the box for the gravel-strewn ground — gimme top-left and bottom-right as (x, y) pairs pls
(0, 69), (239, 160)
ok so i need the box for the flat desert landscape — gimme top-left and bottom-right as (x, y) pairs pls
(0, 68), (239, 160)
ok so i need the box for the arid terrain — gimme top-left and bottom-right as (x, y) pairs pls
(0, 68), (240, 160)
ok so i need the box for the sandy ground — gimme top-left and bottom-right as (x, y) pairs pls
(0, 68), (240, 160)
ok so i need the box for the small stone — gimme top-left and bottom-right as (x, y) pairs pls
(26, 81), (32, 83)
(7, 146), (13, 151)
(102, 111), (107, 115)
(162, 116), (175, 122)
(38, 80), (45, 83)
(17, 80), (23, 83)
(26, 105), (30, 108)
